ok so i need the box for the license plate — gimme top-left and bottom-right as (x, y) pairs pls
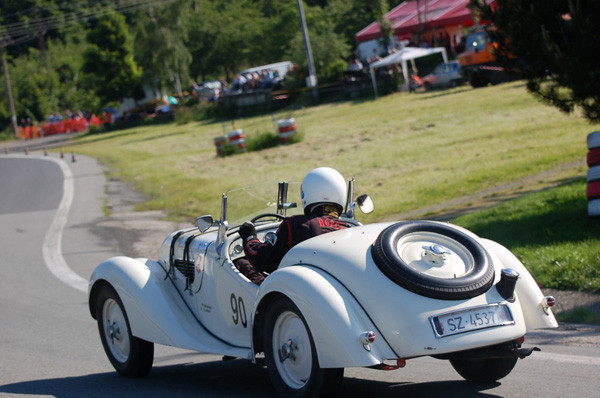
(429, 303), (514, 338)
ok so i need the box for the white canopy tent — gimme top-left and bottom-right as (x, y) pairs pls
(369, 47), (448, 97)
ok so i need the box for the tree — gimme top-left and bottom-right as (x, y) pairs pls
(82, 10), (142, 105)
(325, 0), (403, 54)
(133, 0), (192, 94)
(285, 4), (350, 84)
(186, 0), (266, 82)
(470, 0), (600, 123)
(375, 0), (393, 54)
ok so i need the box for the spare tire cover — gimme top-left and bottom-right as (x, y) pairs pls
(372, 221), (495, 300)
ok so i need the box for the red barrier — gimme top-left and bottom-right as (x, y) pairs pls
(587, 148), (600, 167)
(227, 129), (246, 151)
(89, 115), (101, 127)
(214, 136), (227, 156)
(278, 118), (297, 144)
(587, 181), (600, 200)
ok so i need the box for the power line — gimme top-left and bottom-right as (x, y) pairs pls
(0, 0), (175, 47)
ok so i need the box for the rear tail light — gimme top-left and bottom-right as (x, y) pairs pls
(542, 295), (556, 314)
(360, 331), (376, 345)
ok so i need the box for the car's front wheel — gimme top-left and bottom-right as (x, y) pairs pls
(95, 284), (154, 377)
(263, 296), (343, 397)
(450, 357), (518, 383)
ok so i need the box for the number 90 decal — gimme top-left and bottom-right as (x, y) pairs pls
(230, 293), (247, 328)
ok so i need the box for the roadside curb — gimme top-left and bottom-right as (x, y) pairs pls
(0, 132), (84, 153)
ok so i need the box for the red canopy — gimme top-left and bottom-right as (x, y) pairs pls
(356, 0), (477, 43)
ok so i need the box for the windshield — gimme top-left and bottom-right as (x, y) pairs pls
(225, 181), (303, 227)
(465, 32), (488, 52)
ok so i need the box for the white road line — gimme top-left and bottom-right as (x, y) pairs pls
(533, 350), (600, 366)
(8, 154), (88, 292)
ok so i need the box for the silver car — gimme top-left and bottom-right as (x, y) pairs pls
(423, 61), (463, 90)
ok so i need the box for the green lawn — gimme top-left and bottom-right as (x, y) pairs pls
(70, 81), (592, 226)
(453, 178), (600, 292)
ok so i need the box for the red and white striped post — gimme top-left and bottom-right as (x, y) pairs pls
(587, 131), (600, 217)
(214, 135), (227, 157)
(277, 118), (297, 144)
(227, 129), (247, 152)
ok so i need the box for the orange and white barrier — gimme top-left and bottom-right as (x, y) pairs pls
(214, 135), (227, 156)
(227, 129), (247, 151)
(42, 117), (90, 136)
(277, 118), (296, 144)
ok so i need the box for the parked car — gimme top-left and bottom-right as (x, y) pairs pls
(422, 60), (463, 90)
(88, 178), (557, 397)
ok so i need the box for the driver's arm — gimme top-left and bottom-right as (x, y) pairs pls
(243, 219), (291, 274)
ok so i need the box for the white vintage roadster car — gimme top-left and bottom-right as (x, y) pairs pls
(88, 179), (558, 396)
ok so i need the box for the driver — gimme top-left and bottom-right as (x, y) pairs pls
(235, 167), (351, 285)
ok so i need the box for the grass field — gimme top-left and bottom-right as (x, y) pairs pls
(69, 81), (599, 292)
(454, 178), (600, 292)
(71, 81), (591, 220)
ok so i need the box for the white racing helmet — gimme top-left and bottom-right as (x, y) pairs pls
(301, 167), (347, 213)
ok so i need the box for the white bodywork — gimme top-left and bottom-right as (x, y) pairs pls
(89, 215), (557, 369)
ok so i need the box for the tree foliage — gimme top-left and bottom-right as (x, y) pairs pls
(134, 1), (192, 93)
(470, 0), (600, 123)
(82, 10), (142, 105)
(1, 0), (404, 132)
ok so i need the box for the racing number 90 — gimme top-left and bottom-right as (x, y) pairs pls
(230, 293), (247, 328)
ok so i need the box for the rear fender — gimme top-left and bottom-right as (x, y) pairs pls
(482, 239), (558, 330)
(253, 265), (396, 368)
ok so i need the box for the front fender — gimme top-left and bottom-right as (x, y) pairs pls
(482, 239), (558, 330)
(88, 256), (251, 358)
(254, 265), (397, 368)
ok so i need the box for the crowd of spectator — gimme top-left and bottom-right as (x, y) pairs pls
(191, 67), (290, 103)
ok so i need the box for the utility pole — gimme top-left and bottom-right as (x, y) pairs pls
(296, 0), (318, 100)
(0, 40), (19, 138)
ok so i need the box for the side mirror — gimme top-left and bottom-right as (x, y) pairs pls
(356, 194), (374, 214)
(195, 215), (214, 233)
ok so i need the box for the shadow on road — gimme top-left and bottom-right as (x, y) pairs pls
(0, 358), (503, 398)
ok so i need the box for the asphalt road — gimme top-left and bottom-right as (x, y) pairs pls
(0, 153), (598, 397)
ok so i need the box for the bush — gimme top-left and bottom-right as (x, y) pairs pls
(87, 124), (104, 134)
(174, 103), (218, 125)
(0, 127), (15, 142)
(246, 131), (280, 151)
(219, 129), (304, 157)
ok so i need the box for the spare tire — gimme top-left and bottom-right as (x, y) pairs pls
(372, 221), (495, 300)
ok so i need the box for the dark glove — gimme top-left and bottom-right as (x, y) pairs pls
(239, 221), (257, 242)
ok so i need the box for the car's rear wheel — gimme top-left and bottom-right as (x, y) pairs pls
(95, 284), (154, 377)
(372, 221), (495, 300)
(263, 296), (343, 397)
(450, 357), (518, 383)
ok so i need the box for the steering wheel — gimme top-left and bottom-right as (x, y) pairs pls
(251, 213), (286, 223)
